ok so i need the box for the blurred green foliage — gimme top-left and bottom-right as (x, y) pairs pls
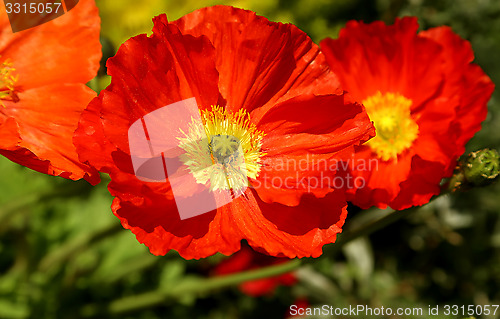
(1, 0), (499, 318)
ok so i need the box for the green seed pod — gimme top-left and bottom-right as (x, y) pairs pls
(463, 149), (500, 187)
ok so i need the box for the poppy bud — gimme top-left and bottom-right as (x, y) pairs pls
(463, 149), (500, 187)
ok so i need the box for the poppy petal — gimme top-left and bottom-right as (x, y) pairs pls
(1, 84), (99, 183)
(101, 17), (219, 155)
(419, 26), (494, 146)
(112, 181), (347, 259)
(320, 17), (443, 109)
(258, 94), (373, 156)
(174, 6), (342, 115)
(0, 0), (101, 89)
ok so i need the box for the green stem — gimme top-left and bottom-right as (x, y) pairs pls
(81, 189), (454, 316)
(335, 206), (418, 247)
(0, 181), (91, 230)
(95, 253), (159, 285)
(175, 259), (301, 293)
(0, 192), (41, 227)
(81, 259), (301, 317)
(38, 221), (123, 273)
(80, 205), (425, 317)
(327, 189), (452, 255)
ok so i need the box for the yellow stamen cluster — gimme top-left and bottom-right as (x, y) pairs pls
(178, 105), (265, 192)
(363, 91), (419, 161)
(0, 59), (18, 107)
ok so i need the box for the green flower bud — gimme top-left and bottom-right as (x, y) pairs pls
(463, 149), (500, 187)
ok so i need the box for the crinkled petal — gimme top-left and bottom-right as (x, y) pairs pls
(419, 26), (494, 147)
(75, 14), (220, 173)
(320, 17), (443, 109)
(0, 0), (101, 89)
(174, 5), (342, 115)
(114, 185), (347, 259)
(1, 84), (99, 183)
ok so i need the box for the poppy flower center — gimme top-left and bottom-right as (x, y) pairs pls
(362, 91), (419, 161)
(0, 59), (18, 106)
(210, 134), (241, 164)
(178, 106), (265, 192)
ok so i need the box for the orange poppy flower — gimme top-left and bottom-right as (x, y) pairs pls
(320, 17), (494, 209)
(74, 6), (374, 259)
(0, 1), (101, 184)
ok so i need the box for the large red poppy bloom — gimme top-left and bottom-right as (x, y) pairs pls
(74, 6), (374, 259)
(320, 17), (494, 210)
(0, 1), (101, 183)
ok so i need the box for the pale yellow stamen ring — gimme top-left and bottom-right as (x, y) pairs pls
(178, 105), (265, 192)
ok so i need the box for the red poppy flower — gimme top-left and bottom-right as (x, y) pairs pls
(0, 1), (101, 184)
(214, 244), (297, 297)
(320, 17), (494, 210)
(74, 6), (374, 259)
